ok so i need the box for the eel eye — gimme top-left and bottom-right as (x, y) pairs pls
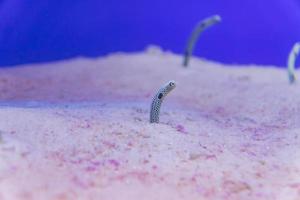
(169, 82), (175, 87)
(158, 93), (163, 99)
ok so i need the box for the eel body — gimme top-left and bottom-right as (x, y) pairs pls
(183, 15), (221, 67)
(287, 42), (300, 84)
(150, 81), (176, 123)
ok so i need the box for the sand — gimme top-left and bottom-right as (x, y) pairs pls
(0, 46), (300, 200)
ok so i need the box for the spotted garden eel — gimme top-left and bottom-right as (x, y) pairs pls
(287, 42), (300, 84)
(183, 15), (221, 67)
(150, 81), (176, 123)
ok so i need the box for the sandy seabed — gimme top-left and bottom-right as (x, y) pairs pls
(0, 46), (300, 200)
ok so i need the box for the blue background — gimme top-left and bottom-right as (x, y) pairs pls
(0, 0), (300, 67)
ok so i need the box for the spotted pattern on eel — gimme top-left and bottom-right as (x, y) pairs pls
(150, 81), (176, 123)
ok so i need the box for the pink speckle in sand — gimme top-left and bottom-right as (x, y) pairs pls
(108, 159), (120, 168)
(175, 124), (187, 134)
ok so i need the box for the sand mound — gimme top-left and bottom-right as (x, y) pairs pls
(0, 50), (300, 199)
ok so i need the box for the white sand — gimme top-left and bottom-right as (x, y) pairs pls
(0, 46), (300, 200)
